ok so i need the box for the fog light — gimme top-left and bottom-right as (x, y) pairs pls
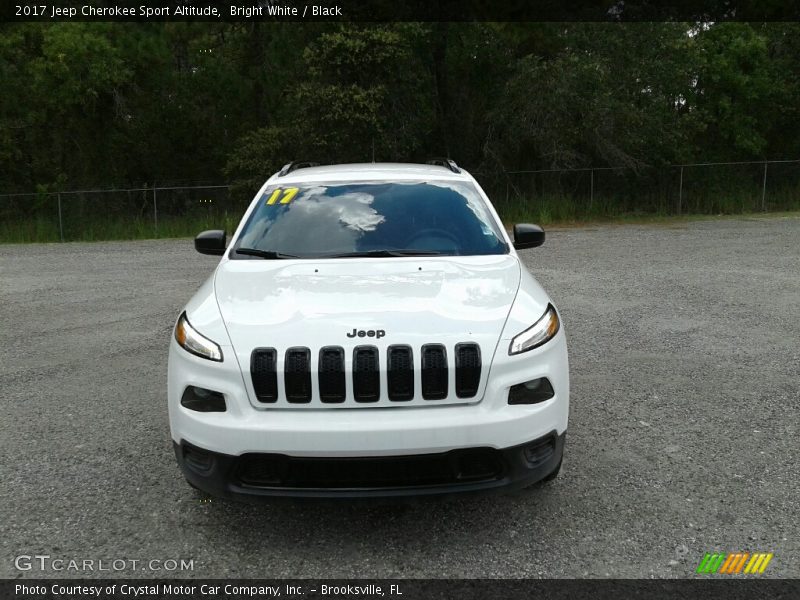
(523, 436), (556, 465)
(508, 377), (555, 405)
(180, 386), (226, 412)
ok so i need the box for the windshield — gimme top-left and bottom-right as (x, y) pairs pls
(231, 180), (508, 258)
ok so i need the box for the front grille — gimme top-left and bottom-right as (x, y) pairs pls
(455, 343), (481, 398)
(421, 344), (448, 400)
(249, 342), (483, 405)
(236, 448), (504, 489)
(251, 348), (278, 403)
(284, 347), (312, 403)
(387, 345), (414, 401)
(318, 346), (346, 403)
(353, 345), (380, 402)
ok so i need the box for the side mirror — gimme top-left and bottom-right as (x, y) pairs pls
(194, 230), (226, 255)
(513, 224), (545, 249)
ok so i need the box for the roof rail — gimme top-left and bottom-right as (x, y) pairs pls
(278, 161), (320, 177)
(426, 158), (461, 174)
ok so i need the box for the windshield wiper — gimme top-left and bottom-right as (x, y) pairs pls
(234, 247), (301, 259)
(325, 249), (446, 258)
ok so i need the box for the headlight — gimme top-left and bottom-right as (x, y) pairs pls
(174, 312), (223, 362)
(509, 304), (560, 355)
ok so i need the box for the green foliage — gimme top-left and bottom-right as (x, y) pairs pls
(486, 23), (701, 171)
(1, 21), (800, 230)
(689, 23), (776, 159)
(288, 24), (434, 163)
(223, 126), (290, 199)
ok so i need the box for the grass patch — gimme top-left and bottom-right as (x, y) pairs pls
(0, 214), (243, 244)
(505, 210), (800, 231)
(493, 189), (800, 228)
(1, 193), (799, 244)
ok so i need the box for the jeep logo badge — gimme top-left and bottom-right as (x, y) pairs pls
(347, 328), (385, 339)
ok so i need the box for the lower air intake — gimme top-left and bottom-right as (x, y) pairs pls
(236, 448), (504, 489)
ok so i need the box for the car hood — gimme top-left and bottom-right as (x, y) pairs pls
(214, 255), (522, 356)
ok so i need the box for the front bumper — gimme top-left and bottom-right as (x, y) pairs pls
(174, 431), (565, 500)
(167, 329), (569, 457)
(168, 320), (569, 500)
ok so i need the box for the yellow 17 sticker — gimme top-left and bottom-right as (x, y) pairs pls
(265, 187), (299, 205)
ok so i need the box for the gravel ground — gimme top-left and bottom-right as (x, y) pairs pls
(1, 215), (798, 579)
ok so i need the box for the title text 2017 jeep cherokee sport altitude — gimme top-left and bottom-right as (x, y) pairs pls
(168, 160), (568, 499)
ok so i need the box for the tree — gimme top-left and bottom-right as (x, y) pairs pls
(688, 23), (776, 160)
(486, 23), (699, 172)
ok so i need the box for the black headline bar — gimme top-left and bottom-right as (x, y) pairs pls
(3, 0), (800, 23)
(3, 580), (800, 600)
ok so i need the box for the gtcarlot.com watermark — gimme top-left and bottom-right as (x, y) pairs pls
(14, 554), (194, 573)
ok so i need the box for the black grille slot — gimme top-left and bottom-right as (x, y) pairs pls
(353, 346), (380, 402)
(318, 346), (346, 403)
(284, 347), (312, 403)
(455, 343), (481, 398)
(251, 348), (278, 403)
(421, 344), (448, 400)
(387, 345), (414, 401)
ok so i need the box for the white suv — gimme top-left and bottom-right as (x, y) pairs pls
(168, 160), (569, 499)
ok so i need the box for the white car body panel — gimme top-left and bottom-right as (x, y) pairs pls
(168, 163), (569, 496)
(168, 330), (568, 456)
(214, 254), (528, 408)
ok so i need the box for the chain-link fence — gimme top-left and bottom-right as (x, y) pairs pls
(480, 159), (800, 223)
(2, 159), (799, 242)
(0, 184), (247, 243)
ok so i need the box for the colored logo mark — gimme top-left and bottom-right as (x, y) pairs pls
(696, 552), (773, 574)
